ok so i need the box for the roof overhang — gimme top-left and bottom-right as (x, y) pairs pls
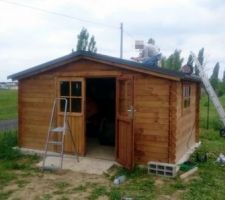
(8, 51), (201, 82)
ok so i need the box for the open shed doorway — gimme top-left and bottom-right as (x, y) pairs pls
(85, 78), (116, 160)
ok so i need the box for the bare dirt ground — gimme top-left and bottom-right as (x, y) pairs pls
(0, 156), (198, 200)
(4, 169), (111, 200)
(1, 165), (198, 200)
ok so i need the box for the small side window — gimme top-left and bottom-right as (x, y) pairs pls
(183, 84), (191, 108)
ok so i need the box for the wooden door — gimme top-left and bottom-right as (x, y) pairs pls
(116, 76), (134, 169)
(57, 78), (85, 155)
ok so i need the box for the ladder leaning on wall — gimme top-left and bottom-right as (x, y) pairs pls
(42, 98), (79, 170)
(191, 52), (225, 136)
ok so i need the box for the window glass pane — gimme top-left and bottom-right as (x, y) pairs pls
(71, 81), (82, 96)
(71, 98), (81, 112)
(183, 85), (191, 109)
(60, 81), (70, 96)
(184, 98), (190, 108)
(60, 98), (70, 112)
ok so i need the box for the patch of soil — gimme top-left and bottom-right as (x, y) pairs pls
(171, 190), (186, 199)
(5, 169), (111, 200)
(182, 174), (200, 183)
(154, 177), (165, 186)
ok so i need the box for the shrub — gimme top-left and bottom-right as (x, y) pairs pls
(0, 130), (21, 160)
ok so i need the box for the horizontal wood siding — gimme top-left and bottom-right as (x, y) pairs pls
(175, 82), (199, 162)
(19, 59), (133, 153)
(57, 115), (84, 154)
(134, 76), (170, 164)
(19, 77), (55, 150)
(18, 58), (199, 166)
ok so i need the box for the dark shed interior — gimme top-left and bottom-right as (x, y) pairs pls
(85, 78), (116, 159)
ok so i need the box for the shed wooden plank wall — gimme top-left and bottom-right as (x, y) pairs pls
(134, 76), (170, 163)
(18, 58), (199, 165)
(20, 75), (55, 150)
(175, 82), (200, 163)
(19, 59), (129, 153)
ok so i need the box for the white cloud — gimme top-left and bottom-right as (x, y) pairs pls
(0, 0), (225, 81)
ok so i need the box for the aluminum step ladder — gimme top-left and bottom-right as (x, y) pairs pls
(191, 52), (225, 134)
(42, 98), (79, 170)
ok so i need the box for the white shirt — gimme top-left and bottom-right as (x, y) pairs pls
(141, 44), (160, 59)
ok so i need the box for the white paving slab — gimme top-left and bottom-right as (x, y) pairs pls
(37, 155), (115, 175)
(20, 148), (115, 175)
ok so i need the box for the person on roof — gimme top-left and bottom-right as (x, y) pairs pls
(131, 38), (161, 67)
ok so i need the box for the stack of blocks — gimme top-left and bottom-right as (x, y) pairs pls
(148, 161), (178, 177)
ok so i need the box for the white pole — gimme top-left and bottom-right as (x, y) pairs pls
(120, 22), (123, 59)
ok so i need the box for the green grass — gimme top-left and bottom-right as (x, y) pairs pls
(0, 130), (21, 160)
(0, 91), (224, 199)
(0, 190), (15, 200)
(53, 181), (72, 195)
(88, 185), (108, 200)
(92, 167), (155, 200)
(182, 129), (225, 200)
(200, 94), (225, 130)
(154, 94), (225, 200)
(0, 130), (40, 199)
(0, 89), (18, 120)
(40, 194), (53, 200)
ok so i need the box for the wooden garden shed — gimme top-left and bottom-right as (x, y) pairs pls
(9, 51), (201, 169)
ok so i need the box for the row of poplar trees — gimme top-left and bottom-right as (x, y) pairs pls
(161, 48), (225, 96)
(73, 28), (97, 53)
(74, 28), (225, 96)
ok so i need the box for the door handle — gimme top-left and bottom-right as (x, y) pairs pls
(127, 105), (133, 112)
(128, 106), (136, 112)
(127, 106), (136, 119)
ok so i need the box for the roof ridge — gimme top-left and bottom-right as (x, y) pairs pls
(8, 51), (200, 82)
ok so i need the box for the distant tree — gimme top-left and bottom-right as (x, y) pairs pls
(88, 35), (97, 53)
(160, 56), (167, 68)
(161, 49), (184, 71)
(223, 70), (225, 83)
(187, 54), (194, 67)
(195, 48), (204, 75)
(218, 81), (225, 96)
(75, 28), (97, 53)
(76, 28), (89, 51)
(218, 70), (225, 96)
(210, 62), (220, 91)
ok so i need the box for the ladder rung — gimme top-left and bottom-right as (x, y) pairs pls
(51, 127), (65, 132)
(43, 98), (79, 170)
(48, 141), (63, 145)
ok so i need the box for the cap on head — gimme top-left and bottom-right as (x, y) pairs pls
(148, 38), (155, 45)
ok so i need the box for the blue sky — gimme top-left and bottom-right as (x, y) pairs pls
(0, 0), (225, 81)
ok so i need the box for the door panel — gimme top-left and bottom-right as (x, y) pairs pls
(116, 76), (134, 169)
(57, 78), (85, 155)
